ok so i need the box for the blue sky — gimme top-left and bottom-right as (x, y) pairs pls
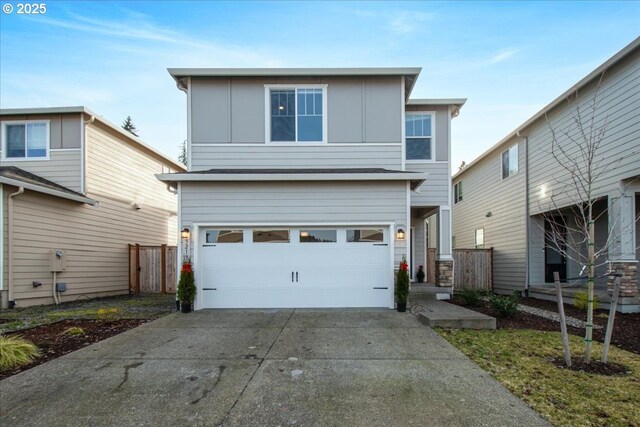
(1, 1), (639, 169)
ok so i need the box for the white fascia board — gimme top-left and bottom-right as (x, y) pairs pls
(156, 172), (428, 183)
(0, 177), (97, 205)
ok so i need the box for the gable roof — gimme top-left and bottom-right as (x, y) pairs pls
(168, 67), (422, 99)
(0, 106), (185, 171)
(0, 166), (97, 205)
(453, 35), (640, 180)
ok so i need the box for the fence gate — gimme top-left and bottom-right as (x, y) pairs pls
(453, 248), (493, 291)
(129, 244), (177, 294)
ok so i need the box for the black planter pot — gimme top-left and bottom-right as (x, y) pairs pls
(397, 302), (407, 312)
(417, 277), (424, 283)
(181, 302), (192, 313)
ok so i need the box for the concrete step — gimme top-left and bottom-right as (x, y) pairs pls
(416, 300), (496, 330)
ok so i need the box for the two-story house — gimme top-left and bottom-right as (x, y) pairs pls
(158, 68), (465, 309)
(452, 37), (639, 312)
(1, 107), (184, 307)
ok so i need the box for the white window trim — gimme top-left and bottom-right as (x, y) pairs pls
(501, 143), (519, 180)
(405, 111), (436, 163)
(1, 120), (51, 161)
(264, 84), (328, 144)
(454, 180), (463, 204)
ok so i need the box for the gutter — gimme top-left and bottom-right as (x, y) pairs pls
(0, 177), (97, 205)
(7, 186), (24, 308)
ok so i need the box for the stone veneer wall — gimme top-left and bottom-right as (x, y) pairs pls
(607, 262), (638, 297)
(435, 260), (454, 287)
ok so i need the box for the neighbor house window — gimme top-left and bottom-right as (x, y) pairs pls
(300, 229), (337, 243)
(2, 121), (49, 159)
(268, 86), (326, 143)
(347, 229), (384, 243)
(475, 228), (484, 248)
(501, 144), (519, 179)
(405, 113), (433, 160)
(454, 181), (463, 204)
(253, 229), (290, 243)
(206, 230), (243, 244)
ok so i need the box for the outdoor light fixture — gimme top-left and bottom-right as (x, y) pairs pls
(300, 231), (310, 237)
(181, 228), (190, 239)
(396, 228), (405, 240)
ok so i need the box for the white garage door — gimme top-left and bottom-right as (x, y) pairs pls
(198, 227), (392, 308)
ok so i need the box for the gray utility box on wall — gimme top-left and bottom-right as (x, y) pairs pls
(50, 250), (67, 272)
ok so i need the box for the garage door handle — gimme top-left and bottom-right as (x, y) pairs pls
(373, 243), (388, 246)
(296, 272), (299, 282)
(292, 271), (294, 282)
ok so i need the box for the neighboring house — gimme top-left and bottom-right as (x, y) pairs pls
(158, 68), (465, 309)
(0, 107), (185, 308)
(452, 37), (639, 312)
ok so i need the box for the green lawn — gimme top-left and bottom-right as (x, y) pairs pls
(438, 329), (640, 427)
(0, 294), (175, 333)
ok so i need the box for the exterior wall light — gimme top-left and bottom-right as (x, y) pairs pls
(396, 228), (405, 240)
(181, 228), (190, 240)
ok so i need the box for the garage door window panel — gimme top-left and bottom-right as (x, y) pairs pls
(347, 229), (384, 243)
(300, 229), (337, 243)
(253, 229), (290, 243)
(205, 229), (244, 244)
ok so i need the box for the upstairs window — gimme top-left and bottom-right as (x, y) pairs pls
(268, 86), (326, 143)
(2, 121), (49, 159)
(454, 181), (463, 204)
(501, 144), (519, 179)
(405, 113), (434, 161)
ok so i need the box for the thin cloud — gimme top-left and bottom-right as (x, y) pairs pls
(488, 49), (518, 64)
(388, 11), (433, 34)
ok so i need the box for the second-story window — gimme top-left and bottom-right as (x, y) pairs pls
(2, 121), (49, 160)
(269, 86), (325, 143)
(405, 113), (433, 161)
(454, 181), (463, 204)
(501, 144), (519, 179)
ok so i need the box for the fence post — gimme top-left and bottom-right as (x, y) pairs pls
(601, 273), (621, 364)
(161, 244), (167, 294)
(135, 243), (141, 295)
(554, 272), (571, 367)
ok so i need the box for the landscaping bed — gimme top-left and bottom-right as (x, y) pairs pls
(0, 294), (175, 379)
(450, 295), (640, 354)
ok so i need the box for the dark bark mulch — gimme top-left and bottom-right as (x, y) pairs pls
(450, 297), (640, 355)
(551, 357), (632, 376)
(1, 319), (148, 380)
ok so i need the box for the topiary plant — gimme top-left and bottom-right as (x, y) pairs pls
(177, 260), (197, 309)
(0, 335), (40, 370)
(395, 256), (410, 311)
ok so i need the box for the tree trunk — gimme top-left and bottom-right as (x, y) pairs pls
(585, 219), (595, 362)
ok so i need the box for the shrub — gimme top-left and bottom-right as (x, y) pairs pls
(395, 257), (410, 304)
(489, 292), (520, 318)
(177, 260), (197, 304)
(456, 289), (484, 307)
(0, 335), (40, 370)
(61, 327), (86, 337)
(573, 291), (599, 311)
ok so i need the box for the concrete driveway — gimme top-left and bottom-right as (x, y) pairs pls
(0, 309), (549, 426)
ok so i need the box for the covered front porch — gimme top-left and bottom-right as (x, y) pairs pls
(409, 206), (453, 290)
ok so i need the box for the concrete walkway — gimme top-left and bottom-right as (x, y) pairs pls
(0, 309), (548, 426)
(416, 300), (497, 330)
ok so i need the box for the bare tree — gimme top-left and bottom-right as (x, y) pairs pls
(539, 73), (638, 363)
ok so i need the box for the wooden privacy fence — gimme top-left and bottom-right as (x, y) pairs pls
(453, 248), (493, 291)
(129, 244), (177, 294)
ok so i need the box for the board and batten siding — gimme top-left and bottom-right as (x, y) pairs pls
(451, 137), (527, 294)
(189, 76), (402, 150)
(180, 181), (408, 265)
(85, 121), (179, 214)
(190, 144), (402, 171)
(1, 113), (83, 193)
(3, 187), (176, 306)
(528, 46), (640, 215)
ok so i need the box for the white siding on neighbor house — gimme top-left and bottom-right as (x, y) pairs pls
(5, 188), (176, 306)
(528, 47), (640, 215)
(85, 121), (179, 214)
(452, 137), (527, 294)
(409, 162), (450, 206)
(190, 144), (403, 171)
(0, 150), (82, 193)
(180, 181), (408, 265)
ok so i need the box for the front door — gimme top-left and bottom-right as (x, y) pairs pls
(544, 218), (567, 282)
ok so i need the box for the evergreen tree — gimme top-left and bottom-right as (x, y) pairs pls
(178, 140), (187, 166)
(122, 116), (139, 137)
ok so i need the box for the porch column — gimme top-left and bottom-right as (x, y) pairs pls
(435, 206), (454, 287)
(607, 189), (638, 297)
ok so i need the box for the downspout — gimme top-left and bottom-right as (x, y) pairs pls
(7, 186), (24, 308)
(523, 134), (530, 296)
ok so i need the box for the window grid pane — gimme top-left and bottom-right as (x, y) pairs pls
(26, 123), (47, 157)
(6, 124), (26, 158)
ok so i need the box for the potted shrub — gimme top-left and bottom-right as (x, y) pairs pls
(416, 265), (425, 283)
(177, 260), (196, 313)
(396, 256), (409, 312)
